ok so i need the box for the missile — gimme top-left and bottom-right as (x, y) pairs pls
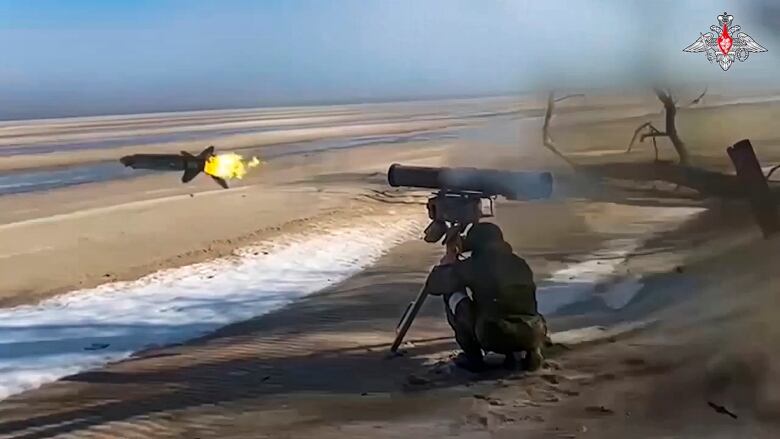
(119, 146), (229, 189)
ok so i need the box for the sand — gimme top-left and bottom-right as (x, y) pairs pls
(1, 197), (773, 438)
(0, 96), (526, 172)
(0, 140), (455, 306)
(1, 94), (780, 438)
(0, 95), (570, 305)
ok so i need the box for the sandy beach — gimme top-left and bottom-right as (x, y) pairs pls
(1, 94), (780, 438)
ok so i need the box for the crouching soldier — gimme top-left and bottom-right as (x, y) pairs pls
(425, 222), (547, 372)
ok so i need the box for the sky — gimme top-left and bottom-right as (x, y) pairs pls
(0, 0), (778, 120)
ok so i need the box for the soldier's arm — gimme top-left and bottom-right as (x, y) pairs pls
(454, 257), (477, 288)
(515, 255), (537, 288)
(424, 260), (467, 296)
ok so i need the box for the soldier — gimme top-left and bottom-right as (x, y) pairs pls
(425, 222), (547, 372)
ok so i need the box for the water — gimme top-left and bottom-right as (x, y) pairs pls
(0, 131), (456, 196)
(0, 112), (457, 157)
(0, 162), (151, 196)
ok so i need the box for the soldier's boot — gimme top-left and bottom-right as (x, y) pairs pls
(445, 293), (484, 372)
(521, 315), (547, 371)
(521, 347), (544, 372)
(502, 352), (519, 370)
(454, 351), (486, 373)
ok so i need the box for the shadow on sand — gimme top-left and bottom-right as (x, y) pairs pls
(0, 172), (761, 438)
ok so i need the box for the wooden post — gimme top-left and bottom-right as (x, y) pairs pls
(727, 139), (780, 238)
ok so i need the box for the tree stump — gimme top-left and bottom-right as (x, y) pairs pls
(727, 139), (780, 238)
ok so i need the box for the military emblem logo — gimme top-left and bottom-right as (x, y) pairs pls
(683, 12), (767, 71)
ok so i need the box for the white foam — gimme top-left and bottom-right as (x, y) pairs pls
(537, 207), (705, 314)
(0, 215), (424, 400)
(0, 205), (706, 401)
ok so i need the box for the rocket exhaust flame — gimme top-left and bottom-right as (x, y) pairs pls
(204, 154), (263, 181)
(119, 146), (263, 189)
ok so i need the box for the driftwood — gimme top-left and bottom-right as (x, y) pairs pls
(626, 121), (662, 161)
(688, 86), (708, 106)
(627, 88), (691, 165)
(583, 161), (746, 199)
(539, 89), (780, 221)
(654, 88), (691, 165)
(728, 139), (780, 238)
(708, 401), (738, 420)
(542, 91), (580, 166)
(554, 93), (585, 103)
(766, 164), (780, 181)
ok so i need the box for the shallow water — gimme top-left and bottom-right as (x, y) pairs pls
(0, 130), (456, 196)
(0, 162), (150, 196)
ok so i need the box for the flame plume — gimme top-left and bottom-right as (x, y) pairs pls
(204, 153), (263, 180)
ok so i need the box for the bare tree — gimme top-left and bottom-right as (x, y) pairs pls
(554, 93), (585, 103)
(627, 122), (662, 162)
(541, 91), (582, 166)
(626, 88), (691, 165)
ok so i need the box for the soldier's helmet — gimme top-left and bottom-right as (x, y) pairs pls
(462, 222), (504, 252)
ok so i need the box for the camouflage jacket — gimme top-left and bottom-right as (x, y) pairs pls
(425, 241), (539, 321)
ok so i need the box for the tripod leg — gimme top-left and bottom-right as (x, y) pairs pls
(390, 286), (428, 353)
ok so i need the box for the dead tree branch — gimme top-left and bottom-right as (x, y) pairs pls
(542, 91), (577, 166)
(688, 86), (708, 106)
(767, 164), (780, 181)
(641, 132), (668, 140)
(554, 93), (585, 103)
(627, 89), (691, 165)
(626, 122), (662, 162)
(654, 87), (691, 165)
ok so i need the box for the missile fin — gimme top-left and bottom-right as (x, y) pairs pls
(182, 168), (201, 183)
(199, 146), (215, 159)
(211, 176), (229, 189)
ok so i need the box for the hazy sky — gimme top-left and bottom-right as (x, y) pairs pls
(0, 0), (778, 120)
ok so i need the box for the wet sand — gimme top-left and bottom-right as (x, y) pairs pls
(0, 131), (455, 196)
(1, 192), (773, 439)
(0, 97), (528, 172)
(0, 141), (452, 306)
(1, 93), (780, 438)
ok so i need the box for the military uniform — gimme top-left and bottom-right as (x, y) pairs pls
(426, 223), (547, 371)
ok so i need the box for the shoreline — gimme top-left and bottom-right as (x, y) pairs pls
(0, 119), (465, 172)
(0, 94), (524, 125)
(0, 208), (426, 400)
(0, 196), (707, 402)
(0, 193), (740, 437)
(0, 137), (450, 307)
(3, 93), (779, 437)
(0, 197), (408, 308)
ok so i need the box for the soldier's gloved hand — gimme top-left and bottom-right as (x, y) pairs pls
(439, 234), (462, 265)
(423, 270), (442, 296)
(424, 265), (456, 296)
(439, 252), (458, 265)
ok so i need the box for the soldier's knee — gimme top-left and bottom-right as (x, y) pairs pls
(444, 291), (472, 322)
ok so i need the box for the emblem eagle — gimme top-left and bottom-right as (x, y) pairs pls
(683, 12), (767, 71)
